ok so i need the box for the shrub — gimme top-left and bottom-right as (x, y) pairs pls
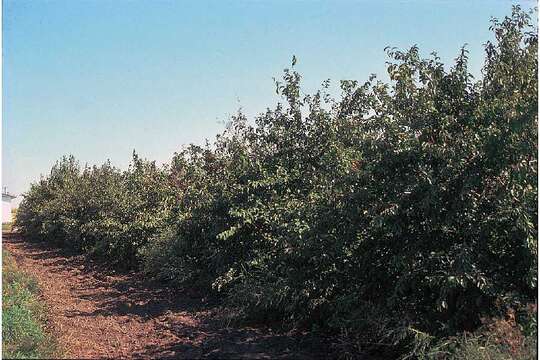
(16, 153), (171, 268)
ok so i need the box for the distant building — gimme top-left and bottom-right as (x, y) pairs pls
(2, 189), (16, 224)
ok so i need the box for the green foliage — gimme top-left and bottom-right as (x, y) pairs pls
(15, 7), (537, 358)
(16, 152), (171, 268)
(432, 305), (538, 360)
(2, 251), (59, 359)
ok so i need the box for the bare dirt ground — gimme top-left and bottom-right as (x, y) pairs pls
(3, 232), (337, 359)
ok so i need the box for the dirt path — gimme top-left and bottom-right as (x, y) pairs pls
(3, 233), (335, 359)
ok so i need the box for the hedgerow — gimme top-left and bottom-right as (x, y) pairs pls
(15, 7), (537, 358)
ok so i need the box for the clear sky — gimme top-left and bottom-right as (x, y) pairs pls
(2, 0), (535, 204)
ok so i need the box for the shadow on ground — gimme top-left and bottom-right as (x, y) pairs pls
(3, 232), (345, 359)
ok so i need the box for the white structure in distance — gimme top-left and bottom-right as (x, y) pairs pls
(2, 188), (16, 224)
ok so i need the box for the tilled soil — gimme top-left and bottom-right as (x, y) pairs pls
(2, 233), (336, 359)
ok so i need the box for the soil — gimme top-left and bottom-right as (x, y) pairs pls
(2, 232), (340, 359)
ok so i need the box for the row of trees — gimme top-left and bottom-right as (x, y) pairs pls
(16, 8), (537, 358)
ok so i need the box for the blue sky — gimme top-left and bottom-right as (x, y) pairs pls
(2, 0), (534, 203)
